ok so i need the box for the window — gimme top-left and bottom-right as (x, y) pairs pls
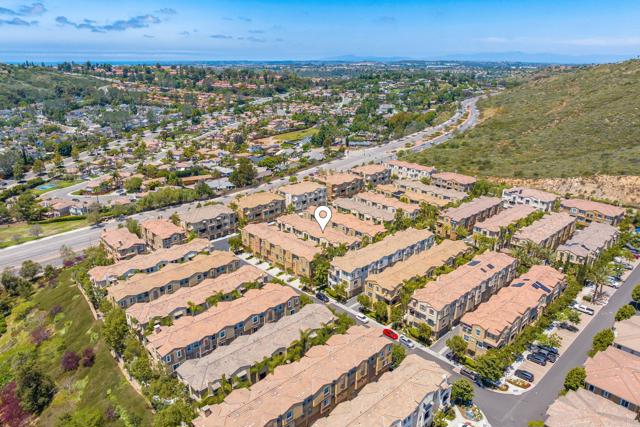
(603, 391), (610, 398)
(164, 355), (172, 363)
(252, 315), (259, 324)
(286, 410), (293, 420)
(620, 399), (630, 408)
(176, 350), (182, 358)
(219, 330), (226, 339)
(324, 386), (330, 395)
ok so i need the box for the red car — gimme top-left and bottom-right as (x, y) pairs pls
(383, 328), (398, 340)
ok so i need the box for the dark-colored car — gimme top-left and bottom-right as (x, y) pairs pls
(526, 353), (547, 366)
(536, 344), (559, 355)
(315, 292), (330, 303)
(460, 368), (477, 381)
(558, 322), (579, 332)
(514, 369), (535, 382)
(537, 350), (557, 363)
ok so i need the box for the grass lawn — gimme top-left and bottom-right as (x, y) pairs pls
(0, 269), (154, 426)
(273, 127), (318, 142)
(0, 219), (89, 249)
(32, 180), (83, 196)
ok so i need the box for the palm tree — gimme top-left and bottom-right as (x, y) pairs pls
(187, 301), (199, 315)
(587, 262), (611, 302)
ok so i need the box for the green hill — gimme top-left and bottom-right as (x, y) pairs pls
(404, 60), (640, 178)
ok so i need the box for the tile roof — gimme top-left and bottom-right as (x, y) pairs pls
(276, 214), (359, 246)
(192, 326), (390, 427)
(331, 228), (434, 272)
(235, 192), (284, 210)
(503, 187), (558, 203)
(557, 222), (619, 257)
(140, 218), (186, 239)
(352, 163), (388, 176)
(585, 347), (640, 407)
(561, 199), (625, 218)
(411, 251), (517, 311)
(108, 252), (238, 302)
(354, 191), (420, 213)
(176, 304), (335, 394)
(101, 227), (145, 250)
(316, 173), (362, 186)
(314, 354), (450, 427)
(242, 223), (320, 261)
(146, 283), (299, 358)
(276, 181), (325, 196)
(88, 239), (210, 283)
(332, 197), (395, 222)
(473, 205), (537, 233)
(614, 315), (640, 356)
(180, 204), (235, 224)
(387, 160), (436, 173)
(545, 389), (638, 427)
(126, 265), (266, 325)
(305, 206), (385, 237)
(395, 179), (467, 200)
(441, 196), (502, 222)
(366, 240), (469, 292)
(513, 212), (575, 245)
(432, 171), (476, 185)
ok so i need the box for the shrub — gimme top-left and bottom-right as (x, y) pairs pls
(30, 326), (50, 345)
(564, 367), (586, 391)
(615, 304), (636, 321)
(81, 348), (96, 367)
(49, 305), (63, 318)
(61, 351), (80, 371)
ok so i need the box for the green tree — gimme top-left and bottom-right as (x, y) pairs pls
(58, 408), (104, 427)
(228, 235), (243, 252)
(126, 218), (141, 237)
(32, 159), (45, 175)
(615, 305), (636, 321)
(229, 158), (257, 188)
(19, 260), (41, 281)
(356, 294), (372, 311)
(170, 212), (181, 226)
(125, 177), (143, 193)
(590, 328), (614, 356)
(152, 400), (194, 427)
(103, 307), (129, 354)
(373, 301), (389, 323)
(563, 366), (586, 391)
(451, 378), (474, 405)
(391, 344), (406, 368)
(15, 357), (56, 414)
(414, 323), (432, 345)
(632, 284), (640, 305)
(446, 335), (468, 360)
(12, 192), (44, 221)
(474, 350), (506, 383)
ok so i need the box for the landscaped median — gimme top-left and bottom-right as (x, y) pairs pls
(0, 216), (88, 249)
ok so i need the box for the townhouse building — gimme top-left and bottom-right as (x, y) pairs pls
(386, 160), (436, 180)
(561, 198), (625, 226)
(557, 222), (620, 265)
(276, 181), (327, 211)
(511, 212), (576, 251)
(241, 223), (320, 278)
(88, 238), (210, 287)
(276, 213), (360, 250)
(100, 227), (146, 261)
(235, 192), (286, 223)
(176, 304), (336, 398)
(179, 204), (237, 240)
(140, 218), (187, 250)
(146, 283), (301, 372)
(545, 389), (639, 427)
(353, 191), (420, 220)
(329, 228), (435, 297)
(584, 347), (640, 413)
(431, 171), (476, 192)
(333, 197), (395, 224)
(352, 163), (391, 186)
(365, 240), (469, 307)
(458, 265), (566, 356)
(502, 187), (558, 212)
(303, 206), (386, 239)
(314, 354), (451, 427)
(314, 172), (364, 200)
(437, 196), (503, 238)
(613, 316), (640, 358)
(394, 179), (467, 204)
(192, 326), (393, 427)
(472, 205), (537, 240)
(108, 252), (241, 309)
(406, 251), (518, 338)
(126, 265), (267, 329)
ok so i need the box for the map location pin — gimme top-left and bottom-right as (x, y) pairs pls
(314, 206), (332, 232)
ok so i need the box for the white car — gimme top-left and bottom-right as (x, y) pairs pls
(399, 335), (415, 348)
(355, 313), (369, 324)
(575, 304), (595, 316)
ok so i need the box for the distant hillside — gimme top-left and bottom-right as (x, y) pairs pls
(405, 60), (640, 178)
(0, 64), (102, 109)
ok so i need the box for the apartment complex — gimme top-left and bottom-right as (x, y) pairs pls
(352, 163), (391, 186)
(406, 251), (518, 338)
(100, 227), (146, 261)
(192, 326), (393, 427)
(140, 218), (187, 250)
(394, 179), (467, 203)
(437, 196), (503, 238)
(88, 238), (210, 287)
(329, 228), (435, 297)
(241, 223), (320, 278)
(333, 197), (394, 224)
(502, 187), (558, 212)
(387, 160), (436, 180)
(365, 240), (469, 306)
(584, 347), (640, 413)
(545, 389), (639, 427)
(511, 212), (576, 250)
(176, 304), (336, 397)
(314, 355), (451, 427)
(431, 171), (476, 192)
(276, 213), (360, 249)
(303, 206), (386, 239)
(353, 191), (420, 220)
(561, 198), (625, 226)
(314, 172), (364, 200)
(125, 265), (267, 328)
(235, 192), (286, 223)
(613, 316), (640, 358)
(473, 205), (537, 239)
(108, 252), (240, 308)
(146, 283), (300, 371)
(179, 204), (237, 240)
(459, 265), (566, 356)
(557, 222), (620, 265)
(276, 181), (327, 211)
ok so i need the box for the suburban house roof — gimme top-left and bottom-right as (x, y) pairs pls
(276, 181), (325, 196)
(432, 171), (476, 185)
(101, 227), (145, 250)
(584, 347), (640, 407)
(473, 205), (537, 234)
(276, 214), (359, 247)
(513, 212), (575, 245)
(140, 218), (186, 239)
(557, 222), (619, 257)
(354, 191), (420, 213)
(614, 315), (640, 355)
(395, 179), (467, 200)
(243, 223), (320, 261)
(352, 163), (388, 176)
(235, 192), (285, 210)
(180, 204), (235, 224)
(305, 206), (386, 237)
(503, 187), (558, 203)
(441, 196), (502, 222)
(561, 198), (625, 218)
(315, 172), (362, 186)
(545, 388), (638, 427)
(333, 197), (395, 222)
(387, 160), (436, 173)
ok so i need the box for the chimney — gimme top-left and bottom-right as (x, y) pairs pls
(154, 324), (161, 334)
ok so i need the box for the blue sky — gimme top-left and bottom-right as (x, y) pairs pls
(0, 0), (639, 62)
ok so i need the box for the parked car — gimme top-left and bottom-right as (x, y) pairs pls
(558, 322), (579, 332)
(536, 350), (557, 363)
(575, 304), (595, 316)
(514, 369), (535, 382)
(536, 344), (559, 355)
(526, 353), (547, 366)
(460, 368), (477, 381)
(356, 313), (369, 324)
(383, 328), (399, 340)
(399, 335), (415, 348)
(315, 292), (330, 303)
